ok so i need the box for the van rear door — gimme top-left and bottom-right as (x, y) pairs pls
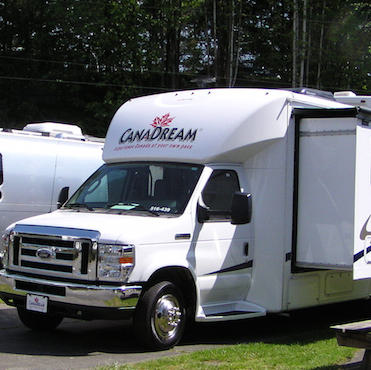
(0, 135), (57, 234)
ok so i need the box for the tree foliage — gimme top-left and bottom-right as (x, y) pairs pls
(0, 0), (369, 136)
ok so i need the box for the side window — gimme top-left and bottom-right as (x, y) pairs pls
(202, 170), (240, 220)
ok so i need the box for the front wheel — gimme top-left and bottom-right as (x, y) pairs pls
(134, 281), (186, 350)
(17, 307), (63, 331)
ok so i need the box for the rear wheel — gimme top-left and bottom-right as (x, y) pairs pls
(134, 281), (186, 350)
(17, 307), (63, 331)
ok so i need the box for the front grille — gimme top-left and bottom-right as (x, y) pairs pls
(15, 280), (66, 296)
(21, 260), (73, 273)
(10, 230), (98, 281)
(22, 237), (73, 248)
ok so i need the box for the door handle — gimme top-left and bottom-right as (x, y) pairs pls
(244, 242), (249, 256)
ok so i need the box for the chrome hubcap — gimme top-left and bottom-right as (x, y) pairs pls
(153, 294), (182, 341)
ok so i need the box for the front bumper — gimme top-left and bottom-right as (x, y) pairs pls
(0, 269), (142, 319)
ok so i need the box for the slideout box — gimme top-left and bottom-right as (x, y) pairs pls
(293, 111), (371, 279)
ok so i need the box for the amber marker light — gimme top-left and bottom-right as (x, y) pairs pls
(120, 257), (133, 264)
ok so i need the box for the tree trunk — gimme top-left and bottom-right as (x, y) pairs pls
(205, 2), (211, 76)
(232, 0), (242, 87)
(227, 0), (235, 87)
(165, 0), (181, 89)
(305, 3), (312, 86)
(300, 0), (307, 87)
(213, 0), (218, 83)
(292, 0), (299, 87)
(316, 0), (326, 89)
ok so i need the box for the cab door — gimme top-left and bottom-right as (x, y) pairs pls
(192, 166), (253, 311)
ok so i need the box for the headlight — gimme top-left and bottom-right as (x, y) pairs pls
(97, 244), (135, 281)
(0, 231), (11, 268)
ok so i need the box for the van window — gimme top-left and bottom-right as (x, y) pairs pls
(202, 170), (240, 220)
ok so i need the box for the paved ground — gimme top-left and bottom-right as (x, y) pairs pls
(0, 304), (224, 369)
(0, 301), (370, 369)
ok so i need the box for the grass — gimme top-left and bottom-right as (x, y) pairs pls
(98, 329), (357, 370)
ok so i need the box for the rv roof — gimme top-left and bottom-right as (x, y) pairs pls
(0, 122), (104, 142)
(103, 88), (355, 164)
(23, 122), (84, 139)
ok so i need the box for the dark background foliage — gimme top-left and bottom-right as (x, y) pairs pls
(0, 0), (369, 137)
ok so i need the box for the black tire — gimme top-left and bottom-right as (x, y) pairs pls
(17, 307), (63, 331)
(134, 281), (186, 350)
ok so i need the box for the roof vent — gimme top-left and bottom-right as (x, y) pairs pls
(23, 122), (85, 140)
(334, 91), (357, 97)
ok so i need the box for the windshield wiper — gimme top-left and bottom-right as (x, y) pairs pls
(107, 202), (159, 216)
(64, 203), (94, 211)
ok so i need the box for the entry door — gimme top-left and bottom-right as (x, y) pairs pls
(194, 167), (252, 308)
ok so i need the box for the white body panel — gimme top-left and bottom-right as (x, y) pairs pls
(0, 126), (103, 234)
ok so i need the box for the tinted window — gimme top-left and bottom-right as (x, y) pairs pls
(66, 162), (203, 215)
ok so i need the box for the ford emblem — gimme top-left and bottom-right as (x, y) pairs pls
(36, 248), (54, 259)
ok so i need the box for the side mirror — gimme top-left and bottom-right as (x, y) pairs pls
(197, 197), (210, 223)
(231, 192), (252, 225)
(57, 186), (69, 209)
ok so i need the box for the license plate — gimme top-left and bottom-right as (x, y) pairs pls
(26, 294), (48, 313)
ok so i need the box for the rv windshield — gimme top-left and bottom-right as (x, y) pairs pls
(64, 162), (203, 215)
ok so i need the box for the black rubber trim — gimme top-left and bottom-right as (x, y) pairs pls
(204, 260), (253, 276)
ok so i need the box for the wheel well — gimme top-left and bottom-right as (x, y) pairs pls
(146, 267), (197, 319)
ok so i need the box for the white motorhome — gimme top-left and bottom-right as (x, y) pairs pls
(334, 91), (371, 110)
(0, 89), (370, 350)
(0, 122), (104, 235)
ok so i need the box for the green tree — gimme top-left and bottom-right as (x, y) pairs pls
(0, 0), (369, 136)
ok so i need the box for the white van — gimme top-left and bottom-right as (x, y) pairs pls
(0, 122), (104, 235)
(0, 90), (370, 350)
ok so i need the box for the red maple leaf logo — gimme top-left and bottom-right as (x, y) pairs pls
(151, 113), (174, 128)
